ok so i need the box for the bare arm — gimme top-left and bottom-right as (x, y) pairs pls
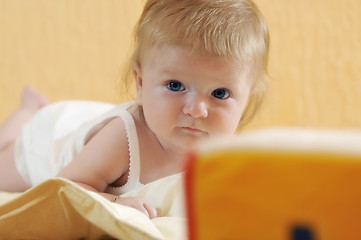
(75, 182), (157, 219)
(57, 118), (130, 191)
(57, 118), (157, 218)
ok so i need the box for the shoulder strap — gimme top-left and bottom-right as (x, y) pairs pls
(117, 110), (141, 189)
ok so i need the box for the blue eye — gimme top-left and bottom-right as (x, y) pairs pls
(167, 81), (185, 91)
(211, 88), (230, 99)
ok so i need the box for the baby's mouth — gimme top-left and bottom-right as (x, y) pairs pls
(181, 127), (207, 135)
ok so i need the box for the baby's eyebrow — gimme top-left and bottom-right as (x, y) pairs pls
(159, 69), (184, 81)
(161, 68), (178, 76)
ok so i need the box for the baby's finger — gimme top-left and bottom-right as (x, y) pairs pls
(138, 205), (151, 218)
(142, 201), (157, 219)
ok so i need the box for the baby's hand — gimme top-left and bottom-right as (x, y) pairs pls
(112, 196), (158, 219)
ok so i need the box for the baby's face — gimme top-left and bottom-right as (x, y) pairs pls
(134, 44), (252, 150)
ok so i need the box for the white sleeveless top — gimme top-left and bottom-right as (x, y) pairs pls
(15, 101), (143, 195)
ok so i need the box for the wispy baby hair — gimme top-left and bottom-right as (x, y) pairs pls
(124, 0), (269, 128)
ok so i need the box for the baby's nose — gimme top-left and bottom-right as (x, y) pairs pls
(183, 96), (208, 119)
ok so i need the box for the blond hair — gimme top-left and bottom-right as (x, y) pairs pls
(123, 0), (269, 129)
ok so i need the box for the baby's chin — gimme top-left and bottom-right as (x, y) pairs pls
(181, 136), (213, 151)
(177, 139), (204, 152)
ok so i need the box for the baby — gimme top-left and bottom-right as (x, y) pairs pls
(0, 0), (269, 218)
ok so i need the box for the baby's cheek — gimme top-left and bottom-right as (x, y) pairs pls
(225, 119), (241, 134)
(212, 120), (236, 136)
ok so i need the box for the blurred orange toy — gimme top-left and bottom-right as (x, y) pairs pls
(185, 129), (361, 240)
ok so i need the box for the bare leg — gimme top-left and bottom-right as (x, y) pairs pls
(0, 86), (48, 192)
(0, 142), (30, 192)
(0, 86), (48, 151)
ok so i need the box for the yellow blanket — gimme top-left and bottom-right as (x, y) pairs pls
(0, 175), (186, 239)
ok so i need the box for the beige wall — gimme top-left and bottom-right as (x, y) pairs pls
(0, 0), (143, 120)
(1, 0), (360, 131)
(250, 0), (361, 130)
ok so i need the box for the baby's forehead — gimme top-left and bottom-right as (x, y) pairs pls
(143, 43), (253, 83)
(143, 42), (249, 66)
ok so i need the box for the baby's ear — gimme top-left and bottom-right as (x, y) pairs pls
(250, 85), (258, 95)
(133, 62), (143, 105)
(250, 81), (266, 96)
